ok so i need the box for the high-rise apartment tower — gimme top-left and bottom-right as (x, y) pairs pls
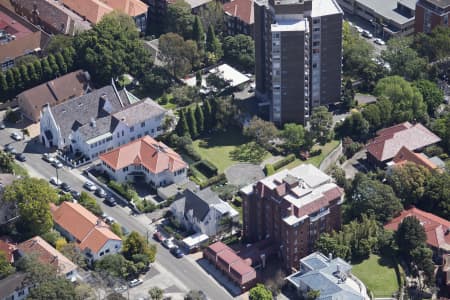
(254, 0), (343, 125)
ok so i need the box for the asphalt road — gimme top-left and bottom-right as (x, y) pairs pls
(0, 128), (234, 300)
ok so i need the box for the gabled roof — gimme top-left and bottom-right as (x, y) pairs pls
(17, 236), (77, 276)
(100, 135), (187, 173)
(366, 122), (441, 162)
(0, 272), (27, 299)
(51, 202), (121, 254)
(183, 188), (222, 221)
(112, 98), (166, 127)
(384, 207), (450, 251)
(392, 146), (437, 171)
(223, 0), (254, 25)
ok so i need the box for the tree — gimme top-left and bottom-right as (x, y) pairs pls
(205, 25), (223, 63)
(342, 79), (355, 110)
(214, 97), (239, 130)
(347, 174), (403, 223)
(421, 171), (450, 220)
(176, 110), (190, 137)
(16, 255), (57, 285)
(336, 111), (370, 141)
(0, 72), (7, 98)
(413, 26), (450, 61)
(414, 80), (444, 116)
(315, 233), (351, 261)
(185, 290), (207, 300)
(381, 37), (427, 81)
(249, 284), (273, 300)
(26, 63), (38, 86)
(60, 243), (87, 268)
(243, 116), (279, 150)
(310, 106), (333, 144)
(374, 76), (428, 123)
(159, 33), (192, 77)
(362, 103), (381, 131)
(185, 40), (201, 69)
(3, 177), (58, 238)
(0, 251), (14, 279)
(110, 222), (123, 238)
(19, 64), (30, 88)
(62, 47), (75, 71)
(55, 238), (67, 251)
(55, 52), (68, 74)
(107, 293), (127, 300)
(199, 1), (224, 33)
(33, 59), (42, 81)
(45, 35), (74, 54)
(395, 216), (427, 258)
(203, 98), (213, 129)
(41, 57), (53, 81)
(5, 69), (15, 95)
(387, 162), (430, 207)
(122, 231), (157, 263)
(78, 192), (102, 216)
(192, 16), (205, 51)
(27, 278), (80, 300)
(194, 104), (205, 134)
(48, 54), (60, 75)
(281, 123), (305, 153)
(186, 108), (198, 138)
(95, 254), (137, 279)
(12, 67), (23, 90)
(306, 290), (321, 300)
(165, 0), (194, 39)
(411, 246), (435, 288)
(149, 287), (164, 300)
(223, 35), (255, 72)
(0, 150), (14, 173)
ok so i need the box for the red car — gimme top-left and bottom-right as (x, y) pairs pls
(153, 231), (165, 242)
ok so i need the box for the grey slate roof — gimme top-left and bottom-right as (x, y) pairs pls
(50, 85), (131, 141)
(112, 98), (166, 127)
(77, 116), (114, 141)
(184, 188), (222, 221)
(0, 273), (27, 299)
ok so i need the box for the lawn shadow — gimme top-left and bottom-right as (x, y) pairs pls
(199, 127), (250, 148)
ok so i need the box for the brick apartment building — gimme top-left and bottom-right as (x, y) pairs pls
(415, 0), (449, 33)
(240, 164), (343, 272)
(223, 0), (254, 37)
(254, 0), (343, 125)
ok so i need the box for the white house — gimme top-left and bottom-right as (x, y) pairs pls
(0, 273), (31, 300)
(40, 83), (168, 162)
(100, 135), (188, 187)
(51, 201), (122, 263)
(170, 188), (239, 237)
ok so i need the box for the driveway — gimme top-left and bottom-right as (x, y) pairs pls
(225, 163), (265, 187)
(341, 149), (368, 179)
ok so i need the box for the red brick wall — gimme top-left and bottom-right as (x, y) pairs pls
(415, 5), (425, 33)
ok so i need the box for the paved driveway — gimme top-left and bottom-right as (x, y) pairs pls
(225, 163), (265, 187)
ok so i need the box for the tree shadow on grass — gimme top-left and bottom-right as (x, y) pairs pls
(199, 127), (250, 148)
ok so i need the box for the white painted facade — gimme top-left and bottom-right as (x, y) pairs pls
(40, 105), (64, 148)
(85, 239), (123, 263)
(101, 160), (187, 187)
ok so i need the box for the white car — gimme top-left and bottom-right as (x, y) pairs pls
(42, 153), (56, 163)
(362, 30), (373, 39)
(105, 216), (115, 225)
(374, 38), (385, 45)
(49, 177), (62, 186)
(128, 279), (143, 288)
(354, 26), (363, 33)
(83, 181), (97, 191)
(10, 132), (22, 141)
(162, 238), (176, 249)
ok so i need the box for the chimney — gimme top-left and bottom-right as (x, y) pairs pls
(90, 118), (96, 128)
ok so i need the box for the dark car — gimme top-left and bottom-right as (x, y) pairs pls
(153, 231), (165, 243)
(170, 246), (184, 258)
(70, 190), (81, 200)
(15, 153), (26, 162)
(104, 196), (117, 207)
(60, 182), (71, 193)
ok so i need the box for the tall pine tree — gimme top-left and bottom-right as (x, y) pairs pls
(176, 110), (189, 137)
(203, 98), (213, 129)
(206, 25), (223, 60)
(187, 108), (198, 138)
(5, 69), (15, 94)
(192, 16), (205, 51)
(33, 60), (42, 81)
(11, 67), (23, 90)
(48, 54), (60, 76)
(195, 104), (204, 133)
(62, 47), (75, 71)
(41, 57), (53, 81)
(55, 52), (67, 74)
(27, 63), (38, 85)
(0, 72), (8, 98)
(19, 65), (30, 88)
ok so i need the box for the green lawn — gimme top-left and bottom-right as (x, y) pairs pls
(351, 254), (400, 298)
(12, 162), (28, 177)
(280, 139), (340, 170)
(192, 128), (270, 173)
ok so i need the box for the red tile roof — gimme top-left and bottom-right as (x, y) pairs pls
(392, 146), (437, 171)
(100, 136), (187, 174)
(206, 242), (257, 278)
(17, 236), (77, 276)
(219, 249), (241, 265)
(208, 241), (228, 255)
(223, 0), (254, 24)
(51, 202), (121, 253)
(384, 207), (450, 251)
(367, 122), (441, 162)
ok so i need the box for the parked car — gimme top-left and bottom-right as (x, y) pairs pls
(15, 153), (26, 162)
(51, 160), (63, 169)
(70, 190), (81, 200)
(114, 285), (127, 293)
(95, 188), (106, 198)
(354, 25), (363, 33)
(49, 177), (62, 186)
(128, 278), (143, 288)
(83, 181), (97, 191)
(162, 238), (175, 249)
(10, 132), (22, 141)
(60, 182), (71, 193)
(105, 216), (115, 225)
(42, 153), (56, 163)
(101, 212), (108, 220)
(121, 226), (130, 236)
(362, 30), (373, 38)
(153, 231), (165, 243)
(374, 38), (385, 45)
(4, 144), (15, 154)
(104, 196), (117, 207)
(170, 246), (184, 258)
(0, 123), (5, 130)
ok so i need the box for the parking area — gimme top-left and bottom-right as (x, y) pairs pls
(344, 15), (387, 56)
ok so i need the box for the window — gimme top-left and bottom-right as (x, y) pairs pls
(313, 18), (320, 24)
(123, 166), (129, 172)
(141, 122), (145, 127)
(99, 251), (104, 256)
(105, 249), (110, 253)
(130, 126), (134, 132)
(122, 130), (124, 137)
(117, 132), (120, 138)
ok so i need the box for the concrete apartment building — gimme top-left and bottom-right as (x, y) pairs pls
(240, 164), (344, 271)
(336, 0), (416, 37)
(415, 0), (449, 33)
(254, 0), (343, 125)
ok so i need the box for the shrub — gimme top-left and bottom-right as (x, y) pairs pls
(198, 140), (208, 148)
(191, 160), (218, 178)
(184, 144), (201, 161)
(264, 164), (275, 176)
(108, 181), (139, 202)
(199, 173), (227, 189)
(273, 154), (295, 170)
